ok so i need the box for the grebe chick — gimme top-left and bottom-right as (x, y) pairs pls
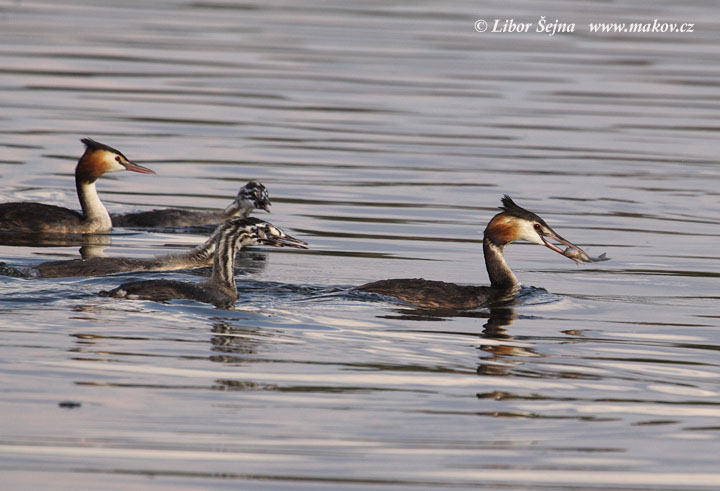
(100, 217), (308, 307)
(357, 195), (595, 310)
(111, 181), (271, 228)
(0, 139), (155, 234)
(33, 216), (273, 278)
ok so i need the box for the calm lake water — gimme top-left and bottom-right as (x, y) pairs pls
(1, 0), (720, 489)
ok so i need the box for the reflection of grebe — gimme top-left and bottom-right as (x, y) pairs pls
(357, 196), (590, 310)
(100, 217), (308, 307)
(0, 139), (155, 234)
(33, 216), (278, 278)
(112, 181), (271, 228)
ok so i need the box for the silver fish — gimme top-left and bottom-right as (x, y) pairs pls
(562, 246), (609, 263)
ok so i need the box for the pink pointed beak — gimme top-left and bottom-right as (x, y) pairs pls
(122, 161), (156, 174)
(258, 230), (308, 249)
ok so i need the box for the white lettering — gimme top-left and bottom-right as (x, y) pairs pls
(536, 16), (575, 36)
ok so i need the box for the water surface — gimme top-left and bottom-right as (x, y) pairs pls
(1, 0), (720, 489)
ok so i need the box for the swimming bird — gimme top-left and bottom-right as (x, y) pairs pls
(111, 181), (271, 228)
(0, 138), (155, 234)
(356, 195), (594, 310)
(32, 216), (274, 278)
(100, 217), (308, 307)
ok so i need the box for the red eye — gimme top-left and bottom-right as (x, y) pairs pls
(115, 156), (121, 162)
(533, 223), (542, 231)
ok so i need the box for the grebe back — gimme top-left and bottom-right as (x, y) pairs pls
(111, 181), (270, 228)
(357, 196), (598, 310)
(0, 138), (155, 234)
(100, 217), (308, 307)
(33, 215), (266, 278)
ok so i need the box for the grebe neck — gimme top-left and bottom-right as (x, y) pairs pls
(206, 230), (242, 300)
(143, 228), (220, 271)
(483, 236), (519, 293)
(76, 174), (111, 231)
(188, 226), (222, 264)
(223, 201), (250, 218)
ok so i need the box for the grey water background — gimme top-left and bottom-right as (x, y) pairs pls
(1, 0), (719, 489)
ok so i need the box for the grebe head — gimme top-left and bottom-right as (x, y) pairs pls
(226, 216), (308, 249)
(236, 181), (271, 213)
(485, 195), (583, 263)
(78, 138), (155, 180)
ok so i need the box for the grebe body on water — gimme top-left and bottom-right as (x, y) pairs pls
(32, 238), (214, 278)
(100, 217), (308, 307)
(0, 139), (155, 234)
(32, 216), (274, 278)
(357, 196), (597, 310)
(111, 181), (271, 228)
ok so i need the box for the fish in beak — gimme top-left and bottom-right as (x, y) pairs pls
(540, 228), (608, 264)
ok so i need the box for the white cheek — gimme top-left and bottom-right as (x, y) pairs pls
(515, 221), (544, 245)
(104, 155), (127, 172)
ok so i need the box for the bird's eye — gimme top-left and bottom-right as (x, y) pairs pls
(115, 156), (122, 162)
(533, 223), (542, 232)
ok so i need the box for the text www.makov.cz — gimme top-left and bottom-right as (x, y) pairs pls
(474, 17), (695, 36)
(589, 20), (694, 33)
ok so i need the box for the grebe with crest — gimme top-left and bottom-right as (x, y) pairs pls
(0, 138), (155, 234)
(111, 181), (271, 228)
(100, 217), (308, 307)
(357, 195), (604, 310)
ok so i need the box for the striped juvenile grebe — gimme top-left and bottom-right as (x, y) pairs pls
(0, 139), (155, 234)
(357, 196), (596, 310)
(100, 217), (308, 307)
(32, 216), (283, 278)
(111, 181), (271, 228)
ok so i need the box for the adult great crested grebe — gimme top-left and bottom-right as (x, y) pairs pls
(356, 195), (602, 310)
(111, 181), (271, 228)
(100, 217), (308, 307)
(0, 138), (155, 234)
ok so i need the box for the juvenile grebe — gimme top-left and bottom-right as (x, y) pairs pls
(32, 216), (282, 278)
(0, 139), (155, 234)
(357, 196), (596, 310)
(100, 217), (308, 307)
(111, 181), (271, 228)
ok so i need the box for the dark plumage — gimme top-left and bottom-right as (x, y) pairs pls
(111, 181), (271, 228)
(34, 257), (169, 278)
(357, 196), (595, 310)
(499, 195), (546, 225)
(0, 138), (154, 234)
(357, 278), (496, 310)
(0, 203), (83, 229)
(80, 138), (129, 160)
(100, 217), (308, 307)
(32, 216), (282, 278)
(112, 208), (219, 228)
(101, 279), (236, 308)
